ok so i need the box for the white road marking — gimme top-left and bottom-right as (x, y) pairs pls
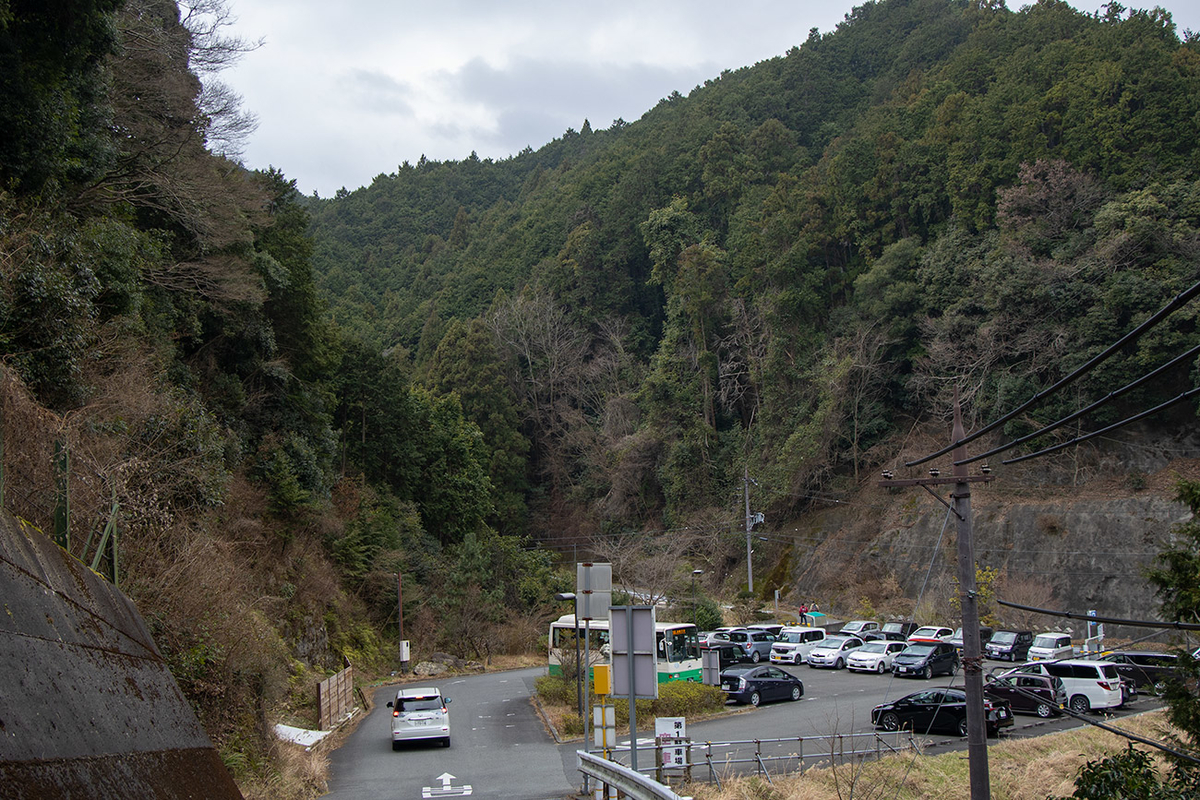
(422, 772), (473, 798)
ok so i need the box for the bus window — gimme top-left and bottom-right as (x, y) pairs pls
(661, 629), (692, 663)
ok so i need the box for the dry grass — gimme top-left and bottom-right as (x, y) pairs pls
(237, 740), (329, 800)
(682, 710), (1180, 800)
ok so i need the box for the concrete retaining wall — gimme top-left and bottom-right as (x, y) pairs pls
(0, 514), (242, 799)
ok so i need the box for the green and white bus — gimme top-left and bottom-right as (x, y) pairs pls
(547, 614), (702, 683)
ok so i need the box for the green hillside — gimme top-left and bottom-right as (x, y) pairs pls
(2, 0), (1200, 796)
(309, 0), (1200, 536)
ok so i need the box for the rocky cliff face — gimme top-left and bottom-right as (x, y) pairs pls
(889, 493), (1189, 636)
(785, 447), (1200, 644)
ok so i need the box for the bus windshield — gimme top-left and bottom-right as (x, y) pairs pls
(658, 628), (699, 662)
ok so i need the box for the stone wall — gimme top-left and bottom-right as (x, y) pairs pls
(0, 514), (242, 799)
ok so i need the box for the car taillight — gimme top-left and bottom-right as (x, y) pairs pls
(393, 710), (400, 717)
(739, 677), (748, 689)
(1098, 681), (1114, 691)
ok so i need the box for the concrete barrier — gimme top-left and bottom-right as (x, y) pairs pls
(0, 513), (242, 798)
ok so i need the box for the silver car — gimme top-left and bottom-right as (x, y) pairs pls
(806, 635), (864, 669)
(387, 687), (451, 749)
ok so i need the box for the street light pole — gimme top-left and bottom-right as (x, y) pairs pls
(554, 592), (581, 721)
(691, 569), (703, 627)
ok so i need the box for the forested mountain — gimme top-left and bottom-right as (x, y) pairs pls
(0, 1), (557, 795)
(2, 0), (1199, 796)
(309, 0), (1200, 539)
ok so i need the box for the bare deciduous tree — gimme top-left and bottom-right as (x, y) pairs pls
(591, 528), (708, 608)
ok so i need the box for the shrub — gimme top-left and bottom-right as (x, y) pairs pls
(535, 674), (575, 706)
(612, 681), (727, 725)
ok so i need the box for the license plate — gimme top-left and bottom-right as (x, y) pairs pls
(721, 682), (733, 690)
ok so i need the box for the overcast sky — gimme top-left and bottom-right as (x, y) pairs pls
(218, 0), (1200, 197)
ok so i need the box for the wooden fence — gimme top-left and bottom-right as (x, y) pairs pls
(317, 660), (355, 731)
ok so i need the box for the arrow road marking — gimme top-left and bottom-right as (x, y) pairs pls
(422, 772), (473, 798)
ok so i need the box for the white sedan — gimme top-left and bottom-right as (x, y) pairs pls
(907, 626), (954, 643)
(847, 640), (908, 673)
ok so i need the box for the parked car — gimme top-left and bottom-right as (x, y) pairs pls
(862, 630), (908, 642)
(839, 620), (880, 637)
(1093, 651), (1180, 693)
(871, 688), (1014, 737)
(387, 687), (451, 749)
(881, 621), (920, 639)
(985, 630), (1033, 661)
(769, 626), (827, 665)
(892, 642), (959, 679)
(747, 623), (785, 637)
(907, 626), (954, 644)
(719, 664), (805, 706)
(998, 660), (1123, 713)
(806, 635), (865, 669)
(704, 628), (777, 663)
(947, 626), (994, 651)
(982, 672), (1066, 718)
(847, 640), (908, 673)
(1028, 632), (1074, 661)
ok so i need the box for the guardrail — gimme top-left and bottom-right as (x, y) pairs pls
(578, 751), (692, 800)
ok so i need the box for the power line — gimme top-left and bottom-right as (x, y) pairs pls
(907, 278), (1200, 468)
(961, 343), (1200, 466)
(1003, 386), (1200, 465)
(996, 599), (1200, 631)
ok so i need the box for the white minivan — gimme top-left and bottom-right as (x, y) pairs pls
(1002, 660), (1123, 714)
(387, 687), (451, 749)
(770, 626), (827, 665)
(1028, 632), (1074, 661)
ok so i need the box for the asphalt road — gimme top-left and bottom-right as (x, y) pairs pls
(320, 662), (1162, 798)
(322, 668), (576, 800)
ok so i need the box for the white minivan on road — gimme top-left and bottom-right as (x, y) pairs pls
(387, 687), (451, 749)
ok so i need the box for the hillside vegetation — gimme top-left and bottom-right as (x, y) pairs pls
(2, 0), (1200, 796)
(309, 0), (1200, 544)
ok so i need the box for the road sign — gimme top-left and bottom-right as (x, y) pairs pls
(656, 717), (688, 767)
(609, 606), (658, 699)
(593, 702), (616, 755)
(577, 562), (612, 621)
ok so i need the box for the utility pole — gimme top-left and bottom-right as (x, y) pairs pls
(744, 467), (753, 594)
(951, 397), (991, 800)
(881, 389), (992, 800)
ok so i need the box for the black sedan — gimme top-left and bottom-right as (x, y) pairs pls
(981, 673), (1065, 718)
(1095, 651), (1180, 693)
(871, 688), (1014, 737)
(719, 665), (804, 707)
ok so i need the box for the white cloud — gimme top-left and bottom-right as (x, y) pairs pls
(219, 0), (1200, 195)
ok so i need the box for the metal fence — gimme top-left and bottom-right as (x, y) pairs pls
(597, 730), (918, 792)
